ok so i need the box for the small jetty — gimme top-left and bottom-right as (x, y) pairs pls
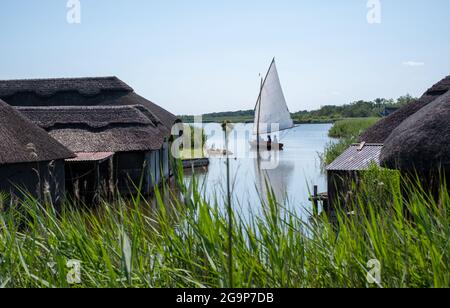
(182, 158), (210, 169)
(309, 185), (329, 216)
(206, 148), (233, 157)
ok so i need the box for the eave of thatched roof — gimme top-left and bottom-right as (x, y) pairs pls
(17, 105), (156, 129)
(17, 105), (165, 153)
(0, 100), (74, 165)
(380, 90), (450, 171)
(359, 75), (450, 143)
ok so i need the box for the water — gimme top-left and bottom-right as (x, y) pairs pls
(186, 123), (333, 219)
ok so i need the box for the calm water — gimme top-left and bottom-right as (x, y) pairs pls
(186, 123), (333, 219)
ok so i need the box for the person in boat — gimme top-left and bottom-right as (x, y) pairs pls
(267, 135), (272, 150)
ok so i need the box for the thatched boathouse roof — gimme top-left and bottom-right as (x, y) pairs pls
(18, 105), (165, 153)
(380, 91), (450, 172)
(0, 100), (74, 165)
(0, 77), (178, 136)
(0, 77), (133, 97)
(359, 75), (450, 143)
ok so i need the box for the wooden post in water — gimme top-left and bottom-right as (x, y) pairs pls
(222, 120), (233, 288)
(313, 185), (319, 217)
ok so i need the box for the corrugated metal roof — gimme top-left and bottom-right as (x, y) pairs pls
(326, 144), (383, 171)
(66, 152), (114, 163)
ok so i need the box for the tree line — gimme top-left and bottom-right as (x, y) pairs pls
(180, 94), (416, 123)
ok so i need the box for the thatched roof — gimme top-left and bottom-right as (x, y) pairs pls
(359, 75), (450, 143)
(0, 100), (74, 165)
(0, 77), (178, 136)
(18, 105), (156, 129)
(18, 105), (165, 153)
(380, 91), (450, 172)
(0, 77), (132, 97)
(105, 92), (179, 136)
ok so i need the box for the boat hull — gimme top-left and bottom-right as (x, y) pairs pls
(249, 141), (284, 151)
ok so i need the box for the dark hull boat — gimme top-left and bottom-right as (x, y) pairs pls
(249, 141), (284, 151)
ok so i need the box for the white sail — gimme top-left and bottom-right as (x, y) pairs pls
(253, 59), (294, 135)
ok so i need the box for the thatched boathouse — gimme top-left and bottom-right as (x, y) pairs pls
(0, 99), (74, 205)
(326, 143), (383, 210)
(359, 75), (450, 143)
(0, 76), (179, 138)
(326, 75), (450, 210)
(18, 105), (167, 201)
(380, 91), (450, 193)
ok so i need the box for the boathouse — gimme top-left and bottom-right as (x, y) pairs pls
(18, 105), (167, 201)
(0, 76), (180, 181)
(326, 75), (450, 210)
(380, 107), (399, 117)
(359, 75), (450, 143)
(0, 76), (179, 138)
(0, 99), (74, 205)
(326, 143), (383, 210)
(381, 90), (450, 195)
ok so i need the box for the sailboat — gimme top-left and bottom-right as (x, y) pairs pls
(251, 58), (294, 151)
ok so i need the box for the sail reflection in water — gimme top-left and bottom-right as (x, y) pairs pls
(254, 152), (294, 207)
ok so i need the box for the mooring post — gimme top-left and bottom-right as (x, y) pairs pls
(313, 185), (319, 217)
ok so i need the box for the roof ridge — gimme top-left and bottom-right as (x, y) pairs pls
(0, 76), (133, 97)
(0, 76), (120, 82)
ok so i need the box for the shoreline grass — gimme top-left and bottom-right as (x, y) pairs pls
(0, 164), (448, 288)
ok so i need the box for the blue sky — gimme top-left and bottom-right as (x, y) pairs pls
(1, 0), (449, 114)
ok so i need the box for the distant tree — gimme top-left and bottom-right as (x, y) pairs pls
(396, 94), (415, 106)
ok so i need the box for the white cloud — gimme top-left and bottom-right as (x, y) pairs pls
(403, 61), (425, 67)
(331, 91), (342, 96)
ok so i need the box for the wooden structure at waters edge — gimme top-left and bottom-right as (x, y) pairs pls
(0, 76), (179, 204)
(182, 158), (210, 169)
(0, 76), (180, 138)
(361, 74), (450, 194)
(0, 100), (74, 205)
(326, 143), (383, 211)
(325, 75), (450, 211)
(380, 90), (450, 195)
(18, 105), (168, 202)
(380, 107), (399, 117)
(359, 75), (450, 144)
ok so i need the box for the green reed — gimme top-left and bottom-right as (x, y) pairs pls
(0, 165), (448, 288)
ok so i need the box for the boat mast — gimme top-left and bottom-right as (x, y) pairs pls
(256, 76), (263, 151)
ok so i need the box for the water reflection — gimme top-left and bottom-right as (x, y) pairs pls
(254, 151), (294, 207)
(186, 123), (332, 220)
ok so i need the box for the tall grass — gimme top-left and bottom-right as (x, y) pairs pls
(0, 165), (448, 288)
(328, 118), (379, 139)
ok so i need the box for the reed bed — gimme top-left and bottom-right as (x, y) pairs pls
(0, 165), (448, 288)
